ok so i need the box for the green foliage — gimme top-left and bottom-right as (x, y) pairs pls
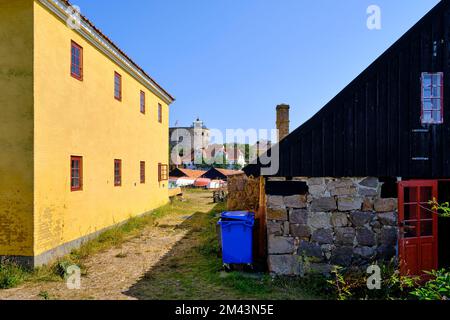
(429, 199), (450, 218)
(53, 260), (75, 279)
(0, 263), (27, 289)
(38, 291), (51, 300)
(327, 264), (418, 300)
(411, 269), (450, 300)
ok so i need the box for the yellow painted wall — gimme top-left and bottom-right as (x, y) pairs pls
(33, 1), (170, 257)
(0, 0), (34, 257)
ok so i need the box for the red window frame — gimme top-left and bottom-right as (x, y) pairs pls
(114, 159), (122, 186)
(158, 103), (162, 123)
(114, 72), (122, 101)
(140, 91), (146, 114)
(71, 156), (83, 191)
(140, 161), (146, 184)
(71, 41), (83, 81)
(158, 163), (168, 182)
(421, 72), (444, 125)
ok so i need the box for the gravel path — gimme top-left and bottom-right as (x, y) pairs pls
(0, 192), (215, 300)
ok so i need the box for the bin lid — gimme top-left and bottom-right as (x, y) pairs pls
(220, 211), (255, 222)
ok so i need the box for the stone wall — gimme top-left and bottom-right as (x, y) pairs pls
(266, 177), (398, 276)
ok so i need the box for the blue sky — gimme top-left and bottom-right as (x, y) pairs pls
(72, 0), (439, 139)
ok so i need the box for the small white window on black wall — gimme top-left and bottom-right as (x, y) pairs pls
(421, 72), (443, 124)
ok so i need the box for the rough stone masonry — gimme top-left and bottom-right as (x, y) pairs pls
(266, 177), (398, 276)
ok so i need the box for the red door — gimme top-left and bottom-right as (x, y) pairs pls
(398, 180), (439, 276)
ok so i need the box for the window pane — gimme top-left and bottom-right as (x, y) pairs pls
(71, 178), (79, 188)
(71, 157), (82, 190)
(423, 74), (432, 87)
(424, 87), (432, 98)
(420, 187), (432, 203)
(404, 221), (418, 238)
(431, 86), (440, 97)
(433, 111), (442, 123)
(433, 74), (442, 86)
(404, 187), (417, 203)
(423, 99), (435, 110)
(421, 220), (433, 236)
(404, 204), (418, 220)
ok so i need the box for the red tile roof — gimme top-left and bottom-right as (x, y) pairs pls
(177, 168), (207, 179)
(215, 168), (244, 177)
(60, 0), (174, 102)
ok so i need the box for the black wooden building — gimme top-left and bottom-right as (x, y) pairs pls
(245, 1), (450, 179)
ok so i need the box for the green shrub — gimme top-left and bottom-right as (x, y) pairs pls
(0, 263), (27, 289)
(327, 264), (418, 300)
(411, 269), (450, 300)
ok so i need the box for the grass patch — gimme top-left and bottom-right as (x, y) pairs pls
(0, 263), (28, 289)
(1, 190), (332, 299)
(125, 195), (330, 300)
(0, 192), (209, 290)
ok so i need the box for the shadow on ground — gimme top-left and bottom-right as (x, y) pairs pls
(123, 201), (226, 300)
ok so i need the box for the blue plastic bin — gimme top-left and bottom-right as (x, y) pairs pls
(218, 211), (255, 264)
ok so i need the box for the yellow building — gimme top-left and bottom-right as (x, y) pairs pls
(0, 0), (174, 267)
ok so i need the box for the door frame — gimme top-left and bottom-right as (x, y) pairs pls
(398, 180), (439, 276)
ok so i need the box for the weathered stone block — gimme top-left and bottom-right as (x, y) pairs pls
(308, 212), (332, 229)
(374, 198), (397, 213)
(283, 221), (290, 236)
(268, 236), (295, 254)
(311, 197), (337, 211)
(306, 263), (333, 275)
(359, 177), (379, 188)
(267, 221), (283, 236)
(356, 227), (376, 246)
(371, 220), (382, 229)
(338, 197), (363, 211)
(298, 241), (323, 259)
(309, 185), (328, 198)
(330, 247), (353, 267)
(307, 178), (325, 186)
(267, 195), (285, 209)
(380, 227), (398, 246)
(358, 187), (378, 197)
(378, 212), (397, 226)
(331, 212), (348, 227)
(335, 227), (356, 245)
(312, 229), (333, 244)
(354, 246), (375, 259)
(377, 245), (396, 261)
(331, 186), (357, 197)
(328, 179), (358, 197)
(268, 255), (302, 276)
(350, 211), (373, 227)
(362, 198), (374, 211)
(322, 244), (334, 260)
(284, 195), (307, 209)
(267, 208), (288, 221)
(290, 209), (308, 225)
(290, 224), (311, 238)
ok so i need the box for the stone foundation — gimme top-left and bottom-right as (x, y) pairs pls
(266, 177), (398, 276)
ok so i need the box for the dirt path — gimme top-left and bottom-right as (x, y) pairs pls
(0, 191), (216, 300)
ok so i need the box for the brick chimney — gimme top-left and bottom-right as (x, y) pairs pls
(276, 104), (290, 141)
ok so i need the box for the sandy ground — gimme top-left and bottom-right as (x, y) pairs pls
(0, 192), (215, 300)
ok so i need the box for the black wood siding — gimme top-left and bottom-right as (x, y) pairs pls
(246, 1), (450, 179)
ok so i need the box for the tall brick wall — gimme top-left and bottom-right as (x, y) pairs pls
(266, 177), (398, 276)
